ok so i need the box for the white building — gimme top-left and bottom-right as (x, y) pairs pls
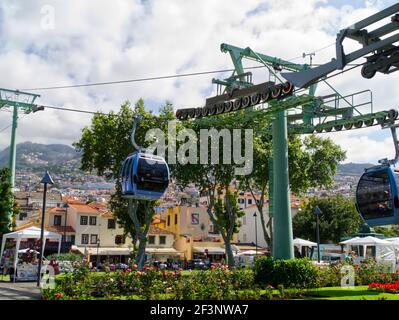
(237, 203), (300, 249)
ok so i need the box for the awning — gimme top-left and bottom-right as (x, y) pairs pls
(71, 246), (182, 256)
(193, 247), (225, 254)
(145, 248), (182, 255)
(71, 246), (131, 256)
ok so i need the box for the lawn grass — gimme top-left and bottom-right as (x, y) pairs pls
(305, 286), (399, 300)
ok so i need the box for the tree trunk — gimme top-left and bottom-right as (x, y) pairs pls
(258, 206), (271, 250)
(136, 235), (147, 270)
(224, 237), (235, 268)
(127, 199), (153, 271)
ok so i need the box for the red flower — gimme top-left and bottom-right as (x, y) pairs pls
(55, 292), (64, 299)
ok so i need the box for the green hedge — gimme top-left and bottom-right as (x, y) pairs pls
(254, 257), (319, 289)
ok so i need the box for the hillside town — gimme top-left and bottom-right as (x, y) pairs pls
(3, 1), (399, 306)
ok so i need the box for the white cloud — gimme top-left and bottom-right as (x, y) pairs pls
(0, 0), (397, 164)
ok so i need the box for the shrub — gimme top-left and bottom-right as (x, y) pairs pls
(254, 257), (319, 289)
(47, 253), (82, 262)
(43, 266), (257, 300)
(354, 258), (398, 285)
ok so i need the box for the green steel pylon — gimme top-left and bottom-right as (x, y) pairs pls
(0, 88), (42, 220)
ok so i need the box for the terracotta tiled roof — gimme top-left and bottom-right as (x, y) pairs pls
(68, 203), (100, 214)
(101, 211), (114, 218)
(47, 226), (75, 233)
(149, 225), (175, 235)
(88, 202), (108, 210)
(47, 207), (67, 214)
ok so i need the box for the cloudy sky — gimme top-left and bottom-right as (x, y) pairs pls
(0, 0), (398, 164)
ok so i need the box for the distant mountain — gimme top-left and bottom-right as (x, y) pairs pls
(0, 142), (376, 178)
(0, 142), (81, 172)
(337, 162), (376, 176)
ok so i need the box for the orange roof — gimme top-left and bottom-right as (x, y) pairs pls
(47, 226), (75, 233)
(88, 202), (108, 210)
(101, 211), (114, 218)
(68, 203), (99, 214)
(47, 207), (67, 214)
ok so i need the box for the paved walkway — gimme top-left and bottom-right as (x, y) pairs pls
(0, 282), (41, 300)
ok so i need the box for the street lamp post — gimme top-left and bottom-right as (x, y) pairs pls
(37, 171), (54, 287)
(253, 212), (258, 257)
(314, 206), (322, 263)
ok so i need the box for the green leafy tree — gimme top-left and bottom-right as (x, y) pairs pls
(373, 226), (399, 237)
(213, 190), (244, 265)
(293, 195), (362, 243)
(172, 110), (255, 267)
(0, 168), (15, 242)
(74, 100), (174, 269)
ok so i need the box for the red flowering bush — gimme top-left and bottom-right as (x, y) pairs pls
(42, 266), (257, 300)
(369, 281), (399, 293)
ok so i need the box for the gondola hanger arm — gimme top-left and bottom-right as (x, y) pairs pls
(131, 115), (144, 152)
(379, 120), (399, 166)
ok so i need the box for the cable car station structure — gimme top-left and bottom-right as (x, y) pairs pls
(2, 3), (399, 260)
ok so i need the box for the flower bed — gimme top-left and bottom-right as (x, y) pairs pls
(42, 263), (261, 300)
(368, 282), (399, 293)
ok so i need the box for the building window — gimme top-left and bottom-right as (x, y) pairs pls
(148, 235), (155, 245)
(54, 215), (62, 226)
(90, 234), (98, 244)
(115, 235), (125, 245)
(81, 234), (89, 244)
(191, 213), (199, 225)
(108, 219), (116, 229)
(174, 214), (178, 225)
(159, 236), (166, 245)
(167, 215), (170, 226)
(248, 199), (252, 205)
(80, 216), (88, 225)
(238, 198), (244, 204)
(89, 216), (97, 225)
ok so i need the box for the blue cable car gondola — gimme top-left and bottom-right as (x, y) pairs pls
(120, 117), (170, 200)
(355, 121), (399, 226)
(356, 165), (399, 226)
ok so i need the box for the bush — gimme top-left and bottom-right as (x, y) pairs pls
(254, 257), (319, 289)
(355, 259), (399, 285)
(43, 265), (257, 300)
(47, 253), (82, 262)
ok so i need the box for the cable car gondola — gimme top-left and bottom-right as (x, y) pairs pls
(355, 120), (399, 226)
(356, 165), (399, 226)
(119, 117), (170, 201)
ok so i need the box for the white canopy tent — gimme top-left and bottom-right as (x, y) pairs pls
(339, 236), (396, 271)
(0, 227), (62, 282)
(386, 237), (399, 245)
(293, 238), (317, 249)
(293, 238), (317, 258)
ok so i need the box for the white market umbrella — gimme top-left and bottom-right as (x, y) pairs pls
(293, 238), (317, 247)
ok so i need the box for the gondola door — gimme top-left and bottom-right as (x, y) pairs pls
(356, 166), (399, 226)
